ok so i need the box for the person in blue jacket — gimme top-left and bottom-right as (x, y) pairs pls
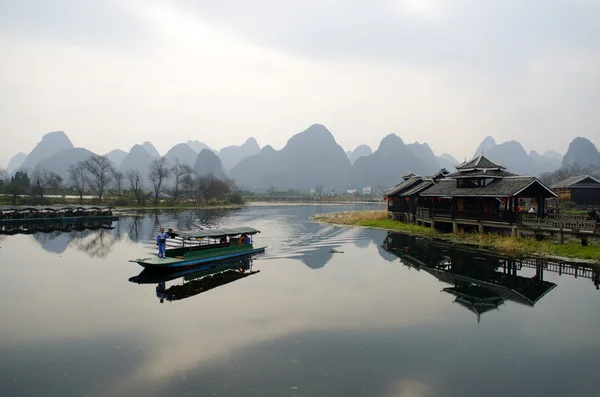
(156, 227), (169, 258)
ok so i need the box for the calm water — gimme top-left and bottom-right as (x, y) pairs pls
(1, 203), (599, 397)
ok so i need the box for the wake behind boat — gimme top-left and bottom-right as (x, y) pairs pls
(129, 226), (265, 269)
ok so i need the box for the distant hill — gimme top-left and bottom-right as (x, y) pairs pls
(350, 134), (430, 189)
(119, 144), (155, 186)
(347, 145), (373, 165)
(543, 150), (563, 163)
(105, 149), (128, 168)
(21, 131), (74, 171)
(437, 153), (459, 171)
(187, 140), (214, 153)
(219, 137), (261, 170)
(529, 150), (561, 174)
(165, 143), (198, 167)
(38, 148), (96, 182)
(193, 149), (228, 180)
(141, 141), (160, 158)
(229, 124), (351, 191)
(7, 152), (27, 174)
(406, 142), (441, 175)
(484, 141), (538, 175)
(562, 137), (600, 169)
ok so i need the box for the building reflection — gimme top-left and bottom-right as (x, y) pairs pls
(129, 257), (259, 303)
(383, 232), (599, 322)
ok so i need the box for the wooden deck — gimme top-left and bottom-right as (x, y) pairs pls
(389, 208), (600, 240)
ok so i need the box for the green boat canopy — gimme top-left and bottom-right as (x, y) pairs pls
(172, 227), (261, 239)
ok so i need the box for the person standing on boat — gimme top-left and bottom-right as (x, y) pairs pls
(156, 227), (169, 258)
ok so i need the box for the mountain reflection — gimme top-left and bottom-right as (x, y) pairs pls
(129, 257), (258, 303)
(383, 232), (600, 322)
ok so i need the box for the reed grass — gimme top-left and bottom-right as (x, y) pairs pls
(313, 210), (600, 262)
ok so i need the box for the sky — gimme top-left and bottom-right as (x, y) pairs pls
(1, 0), (600, 167)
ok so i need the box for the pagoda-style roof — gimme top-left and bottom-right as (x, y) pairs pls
(403, 180), (434, 196)
(428, 168), (451, 180)
(420, 176), (557, 198)
(445, 169), (520, 179)
(455, 155), (505, 171)
(552, 175), (600, 189)
(402, 172), (417, 180)
(384, 176), (423, 197)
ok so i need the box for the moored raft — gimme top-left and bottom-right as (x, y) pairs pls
(0, 205), (118, 226)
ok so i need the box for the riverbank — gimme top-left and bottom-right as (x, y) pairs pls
(313, 210), (600, 263)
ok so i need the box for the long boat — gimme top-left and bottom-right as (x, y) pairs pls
(129, 226), (265, 269)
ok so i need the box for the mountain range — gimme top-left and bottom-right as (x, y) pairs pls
(8, 125), (599, 192)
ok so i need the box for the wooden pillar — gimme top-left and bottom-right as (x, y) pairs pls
(537, 197), (545, 218)
(453, 221), (458, 233)
(431, 219), (436, 229)
(558, 232), (564, 245)
(512, 226), (518, 238)
(478, 223), (484, 233)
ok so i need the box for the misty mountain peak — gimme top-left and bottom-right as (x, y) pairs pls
(378, 134), (405, 151)
(20, 130), (74, 170)
(142, 141), (160, 158)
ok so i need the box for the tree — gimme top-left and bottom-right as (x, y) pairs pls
(83, 155), (114, 201)
(149, 157), (170, 205)
(182, 174), (199, 204)
(170, 159), (192, 204)
(5, 170), (30, 204)
(196, 175), (231, 205)
(0, 167), (7, 189)
(30, 166), (62, 199)
(68, 163), (87, 204)
(112, 170), (125, 198)
(126, 169), (145, 205)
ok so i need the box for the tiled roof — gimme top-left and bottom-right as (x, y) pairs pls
(551, 175), (600, 189)
(384, 176), (423, 197)
(428, 168), (450, 180)
(446, 169), (520, 179)
(420, 177), (557, 198)
(456, 155), (505, 171)
(403, 180), (434, 196)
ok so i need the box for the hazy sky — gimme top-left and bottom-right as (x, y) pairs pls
(1, 0), (600, 167)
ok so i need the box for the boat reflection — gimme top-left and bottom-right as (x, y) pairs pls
(383, 232), (599, 321)
(129, 257), (259, 303)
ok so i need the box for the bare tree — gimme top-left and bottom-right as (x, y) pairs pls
(126, 169), (145, 205)
(149, 157), (170, 205)
(195, 174), (230, 205)
(83, 155), (114, 201)
(30, 165), (62, 199)
(68, 163), (87, 204)
(170, 159), (192, 204)
(112, 170), (125, 198)
(182, 174), (198, 204)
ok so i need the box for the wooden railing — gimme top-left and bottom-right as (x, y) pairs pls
(416, 208), (430, 219)
(520, 214), (597, 232)
(428, 209), (517, 223)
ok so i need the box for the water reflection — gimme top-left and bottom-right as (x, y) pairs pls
(129, 257), (258, 303)
(22, 207), (392, 270)
(383, 232), (599, 321)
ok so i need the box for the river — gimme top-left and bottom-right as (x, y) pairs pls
(0, 203), (599, 397)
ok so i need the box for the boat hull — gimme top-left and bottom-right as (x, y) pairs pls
(132, 246), (266, 269)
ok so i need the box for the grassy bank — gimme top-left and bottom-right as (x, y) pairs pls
(313, 210), (600, 263)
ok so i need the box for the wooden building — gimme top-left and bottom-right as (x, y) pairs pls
(384, 169), (449, 222)
(551, 175), (600, 207)
(385, 155), (557, 234)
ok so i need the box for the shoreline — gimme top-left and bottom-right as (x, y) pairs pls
(312, 210), (600, 265)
